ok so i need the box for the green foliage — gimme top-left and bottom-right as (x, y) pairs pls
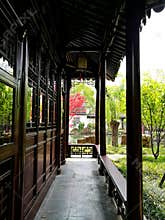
(143, 155), (165, 219)
(143, 155), (165, 184)
(110, 154), (165, 220)
(107, 144), (165, 156)
(141, 75), (165, 158)
(87, 123), (95, 130)
(106, 74), (126, 129)
(71, 83), (95, 113)
(143, 183), (165, 220)
(26, 86), (32, 122)
(0, 82), (13, 129)
(143, 146), (165, 155)
(78, 122), (85, 132)
(113, 157), (127, 177)
(107, 145), (126, 154)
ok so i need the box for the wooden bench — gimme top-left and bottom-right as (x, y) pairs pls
(95, 145), (147, 220)
(95, 145), (127, 218)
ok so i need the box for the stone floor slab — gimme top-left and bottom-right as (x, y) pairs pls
(34, 158), (121, 220)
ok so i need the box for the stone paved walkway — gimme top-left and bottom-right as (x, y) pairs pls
(34, 158), (121, 220)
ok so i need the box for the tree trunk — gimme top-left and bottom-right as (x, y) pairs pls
(159, 173), (165, 188)
(110, 120), (120, 147)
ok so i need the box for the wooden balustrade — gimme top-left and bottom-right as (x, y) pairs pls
(68, 144), (97, 158)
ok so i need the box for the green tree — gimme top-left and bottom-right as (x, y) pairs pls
(106, 75), (126, 147)
(141, 77), (165, 159)
(26, 86), (32, 122)
(87, 122), (95, 130)
(106, 77), (126, 130)
(78, 122), (85, 132)
(0, 82), (13, 134)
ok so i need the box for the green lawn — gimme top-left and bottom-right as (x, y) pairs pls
(107, 145), (126, 154)
(108, 147), (165, 220)
(143, 156), (165, 220)
(107, 144), (165, 156)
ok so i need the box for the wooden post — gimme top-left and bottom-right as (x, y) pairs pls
(64, 77), (71, 158)
(66, 78), (71, 157)
(43, 59), (50, 180)
(51, 73), (56, 170)
(126, 1), (144, 219)
(95, 77), (100, 145)
(61, 75), (71, 163)
(34, 45), (41, 196)
(15, 30), (29, 220)
(55, 67), (62, 174)
(61, 78), (65, 164)
(61, 76), (66, 164)
(99, 57), (106, 156)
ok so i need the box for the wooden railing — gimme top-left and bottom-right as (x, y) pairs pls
(95, 145), (147, 220)
(68, 144), (97, 158)
(95, 145), (127, 218)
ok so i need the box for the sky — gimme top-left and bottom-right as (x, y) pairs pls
(140, 9), (165, 72)
(109, 9), (165, 85)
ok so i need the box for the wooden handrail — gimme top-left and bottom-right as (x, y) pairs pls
(95, 145), (147, 220)
(95, 145), (126, 218)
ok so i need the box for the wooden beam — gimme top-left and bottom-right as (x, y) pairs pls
(66, 47), (101, 52)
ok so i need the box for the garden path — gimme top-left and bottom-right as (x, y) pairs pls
(34, 158), (121, 220)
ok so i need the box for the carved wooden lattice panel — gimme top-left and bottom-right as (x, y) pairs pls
(70, 145), (93, 157)
(0, 158), (13, 220)
(83, 146), (93, 155)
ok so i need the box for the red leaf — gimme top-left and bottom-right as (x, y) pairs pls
(69, 93), (86, 117)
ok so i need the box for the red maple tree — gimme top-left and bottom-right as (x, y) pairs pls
(69, 93), (86, 117)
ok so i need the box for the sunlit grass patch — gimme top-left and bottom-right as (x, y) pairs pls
(108, 153), (165, 219)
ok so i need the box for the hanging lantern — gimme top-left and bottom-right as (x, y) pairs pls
(77, 54), (87, 69)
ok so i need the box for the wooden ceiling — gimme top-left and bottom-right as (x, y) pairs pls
(0, 0), (164, 80)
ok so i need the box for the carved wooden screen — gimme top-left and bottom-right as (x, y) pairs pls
(23, 58), (57, 217)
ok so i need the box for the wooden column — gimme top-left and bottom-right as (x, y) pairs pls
(43, 60), (50, 181)
(15, 30), (29, 220)
(61, 79), (65, 165)
(55, 67), (62, 174)
(126, 1), (144, 219)
(63, 77), (71, 158)
(99, 57), (106, 155)
(34, 45), (41, 196)
(51, 73), (56, 170)
(95, 77), (100, 145)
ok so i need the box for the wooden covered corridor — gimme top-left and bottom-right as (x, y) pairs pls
(0, 0), (164, 220)
(34, 158), (121, 220)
